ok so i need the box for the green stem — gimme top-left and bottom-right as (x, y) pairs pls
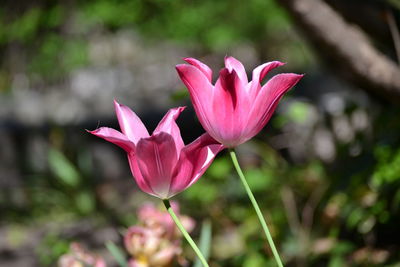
(163, 199), (209, 267)
(229, 149), (284, 267)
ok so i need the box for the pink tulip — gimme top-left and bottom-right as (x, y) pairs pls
(138, 202), (195, 239)
(176, 56), (304, 147)
(124, 226), (180, 267)
(58, 242), (106, 267)
(124, 202), (195, 267)
(88, 101), (223, 199)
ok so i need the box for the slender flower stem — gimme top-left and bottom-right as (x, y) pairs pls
(229, 149), (284, 267)
(163, 199), (209, 267)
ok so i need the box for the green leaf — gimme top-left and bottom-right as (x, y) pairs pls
(243, 253), (267, 267)
(48, 147), (80, 187)
(105, 241), (128, 267)
(194, 220), (212, 267)
(75, 191), (95, 214)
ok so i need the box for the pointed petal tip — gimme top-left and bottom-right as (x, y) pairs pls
(294, 73), (305, 83)
(114, 99), (129, 108)
(86, 127), (115, 137)
(289, 73), (305, 80)
(182, 57), (195, 62)
(168, 105), (186, 114)
(223, 56), (249, 83)
(86, 128), (99, 135)
(224, 55), (234, 61)
(164, 106), (186, 120)
(262, 61), (286, 70)
(224, 55), (235, 64)
(181, 58), (215, 82)
(113, 99), (123, 111)
(175, 64), (187, 72)
(114, 99), (134, 110)
(270, 73), (305, 87)
(175, 63), (213, 85)
(275, 61), (286, 66)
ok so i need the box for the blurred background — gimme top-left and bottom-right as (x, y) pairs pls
(1, 0), (400, 266)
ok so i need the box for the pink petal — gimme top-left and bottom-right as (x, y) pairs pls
(135, 133), (178, 199)
(127, 152), (155, 196)
(183, 57), (213, 82)
(180, 215), (196, 233)
(212, 68), (249, 145)
(169, 133), (224, 197)
(153, 107), (186, 154)
(138, 203), (175, 236)
(137, 202), (161, 222)
(176, 64), (216, 137)
(124, 226), (152, 256)
(246, 73), (304, 138)
(87, 127), (134, 152)
(253, 61), (285, 83)
(95, 259), (106, 267)
(127, 259), (141, 267)
(249, 61), (285, 100)
(225, 56), (248, 84)
(151, 246), (178, 266)
(114, 100), (149, 144)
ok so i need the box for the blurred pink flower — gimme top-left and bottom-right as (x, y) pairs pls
(138, 202), (195, 239)
(124, 226), (179, 267)
(176, 56), (303, 147)
(88, 100), (223, 199)
(58, 242), (106, 267)
(125, 202), (194, 267)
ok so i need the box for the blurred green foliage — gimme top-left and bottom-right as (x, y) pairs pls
(37, 232), (70, 266)
(78, 0), (290, 50)
(0, 0), (307, 86)
(372, 146), (400, 187)
(47, 146), (96, 215)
